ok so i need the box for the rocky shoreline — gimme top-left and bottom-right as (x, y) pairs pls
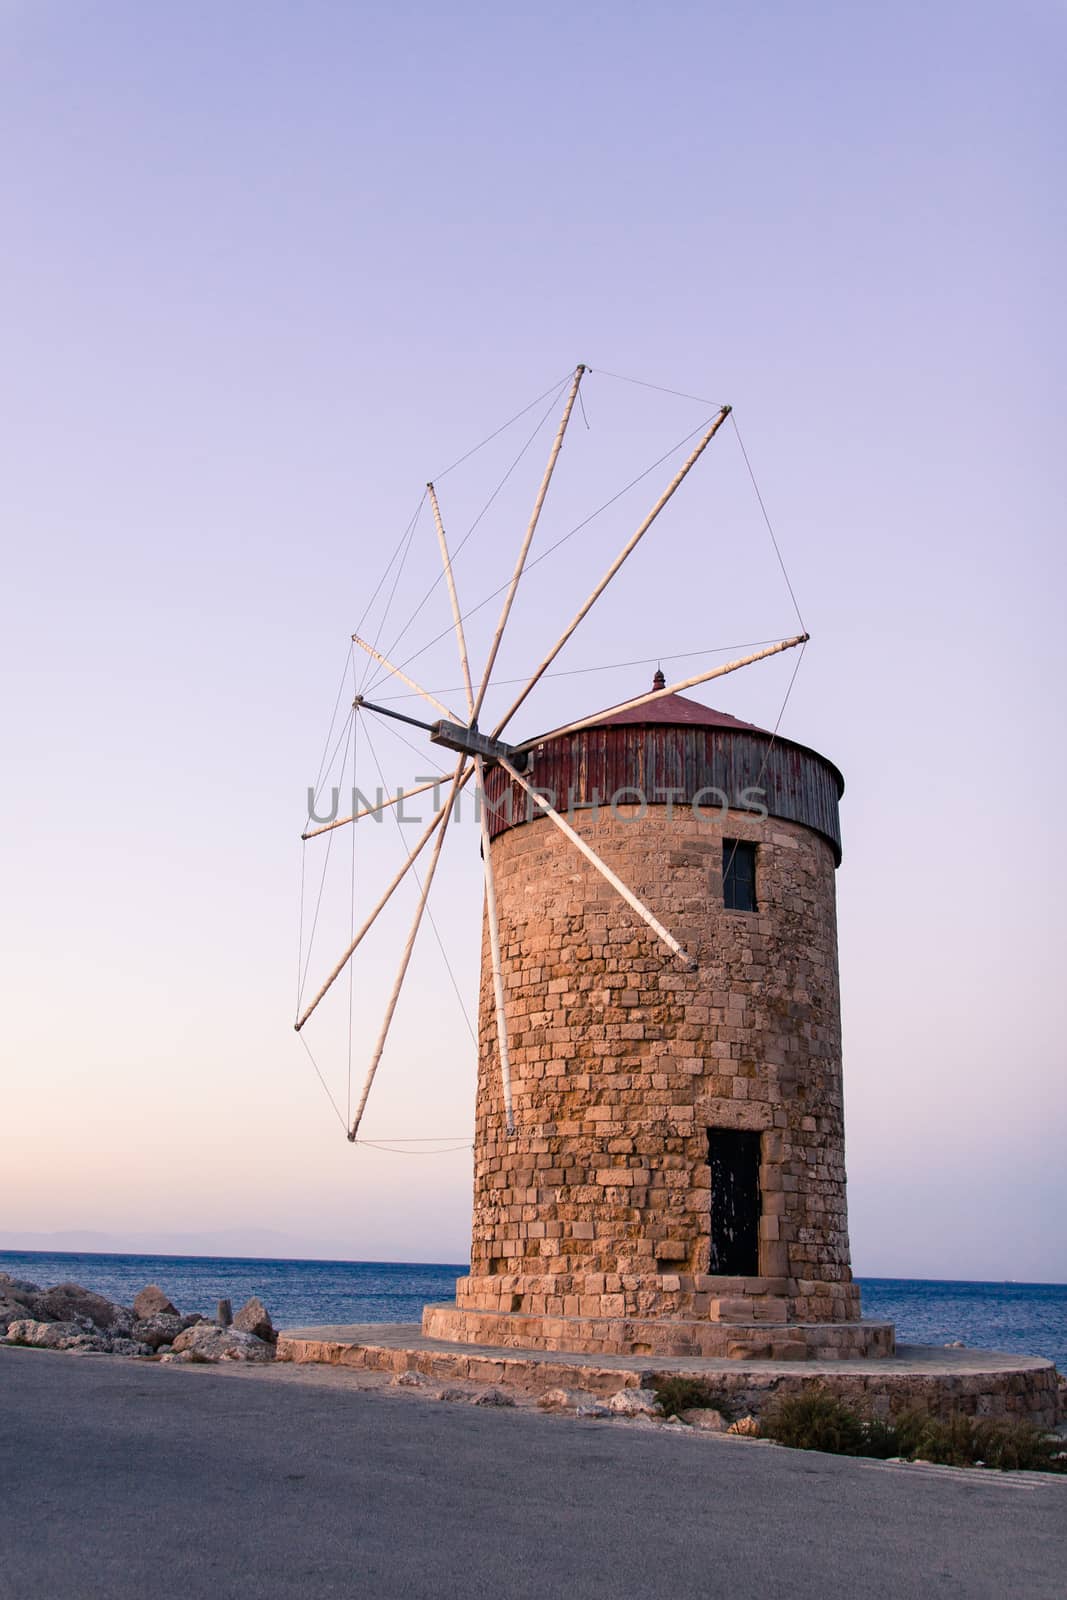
(1, 1272), (277, 1364)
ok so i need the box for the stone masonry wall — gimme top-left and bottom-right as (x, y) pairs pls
(457, 802), (862, 1330)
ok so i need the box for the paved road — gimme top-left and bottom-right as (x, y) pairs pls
(1, 1348), (1063, 1600)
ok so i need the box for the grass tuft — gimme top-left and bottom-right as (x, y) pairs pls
(652, 1376), (735, 1421)
(761, 1389), (1065, 1472)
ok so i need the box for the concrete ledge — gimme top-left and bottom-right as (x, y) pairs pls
(423, 1302), (895, 1360)
(276, 1323), (1063, 1428)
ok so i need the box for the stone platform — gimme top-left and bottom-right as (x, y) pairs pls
(275, 1322), (1063, 1429)
(423, 1302), (894, 1360)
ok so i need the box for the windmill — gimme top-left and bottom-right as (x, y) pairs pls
(291, 365), (892, 1360)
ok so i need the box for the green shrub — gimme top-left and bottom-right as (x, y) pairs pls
(652, 1376), (734, 1421)
(761, 1388), (866, 1455)
(856, 1415), (901, 1459)
(766, 1396), (1065, 1474)
(973, 1418), (1066, 1473)
(904, 1412), (980, 1468)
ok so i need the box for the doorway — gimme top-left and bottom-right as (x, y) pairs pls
(708, 1127), (761, 1276)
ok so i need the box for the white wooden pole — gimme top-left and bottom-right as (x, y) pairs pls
(491, 405), (731, 740)
(515, 633), (809, 749)
(471, 364), (586, 725)
(348, 755), (467, 1140)
(427, 481), (475, 718)
(496, 755), (695, 970)
(301, 777), (443, 841)
(475, 754), (515, 1135)
(295, 764), (474, 1031)
(352, 633), (461, 723)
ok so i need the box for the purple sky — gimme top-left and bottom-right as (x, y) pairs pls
(2, 1), (1064, 1279)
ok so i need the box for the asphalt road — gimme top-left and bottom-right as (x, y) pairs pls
(1, 1348), (1063, 1600)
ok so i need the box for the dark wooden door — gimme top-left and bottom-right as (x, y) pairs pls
(708, 1128), (761, 1276)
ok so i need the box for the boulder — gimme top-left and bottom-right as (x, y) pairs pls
(679, 1407), (727, 1432)
(390, 1370), (427, 1387)
(537, 1388), (578, 1413)
(33, 1284), (133, 1334)
(0, 1296), (34, 1333)
(108, 1336), (154, 1358)
(232, 1296), (274, 1342)
(437, 1387), (471, 1403)
(473, 1388), (515, 1407)
(180, 1313), (208, 1330)
(170, 1324), (273, 1363)
(607, 1387), (662, 1418)
(133, 1285), (178, 1320)
(132, 1313), (185, 1351)
(0, 1272), (41, 1301)
(4, 1319), (108, 1351)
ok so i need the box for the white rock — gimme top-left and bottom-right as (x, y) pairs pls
(608, 1387), (662, 1418)
(171, 1324), (273, 1363)
(4, 1319), (110, 1351)
(537, 1387), (577, 1412)
(679, 1407), (727, 1432)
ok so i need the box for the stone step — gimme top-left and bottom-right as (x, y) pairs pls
(708, 1296), (788, 1325)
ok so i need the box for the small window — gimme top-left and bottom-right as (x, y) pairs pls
(723, 840), (757, 912)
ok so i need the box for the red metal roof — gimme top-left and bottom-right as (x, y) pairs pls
(593, 690), (769, 734)
(532, 689), (771, 741)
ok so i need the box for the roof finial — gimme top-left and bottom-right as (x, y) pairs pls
(652, 665), (666, 691)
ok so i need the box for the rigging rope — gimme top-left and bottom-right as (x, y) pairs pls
(383, 412), (720, 687)
(364, 707), (449, 773)
(304, 642), (355, 829)
(720, 642), (808, 907)
(730, 413), (808, 635)
(431, 367), (575, 483)
(362, 716), (477, 1046)
(368, 638), (790, 703)
(358, 494), (425, 696)
(297, 708), (356, 1012)
(366, 378), (570, 696)
(297, 1032), (349, 1135)
(591, 367), (723, 409)
(347, 685), (359, 1127)
(353, 1140), (473, 1155)
(352, 491), (427, 646)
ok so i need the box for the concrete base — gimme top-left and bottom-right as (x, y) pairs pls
(423, 1302), (894, 1360)
(276, 1322), (1063, 1429)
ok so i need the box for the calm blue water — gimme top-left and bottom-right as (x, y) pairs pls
(3, 1251), (1064, 1371)
(0, 1252), (464, 1330)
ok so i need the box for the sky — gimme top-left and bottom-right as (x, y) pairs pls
(1, 1), (1064, 1281)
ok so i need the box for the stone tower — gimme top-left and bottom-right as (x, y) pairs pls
(424, 684), (892, 1359)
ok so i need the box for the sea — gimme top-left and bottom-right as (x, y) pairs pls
(2, 1251), (1065, 1371)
